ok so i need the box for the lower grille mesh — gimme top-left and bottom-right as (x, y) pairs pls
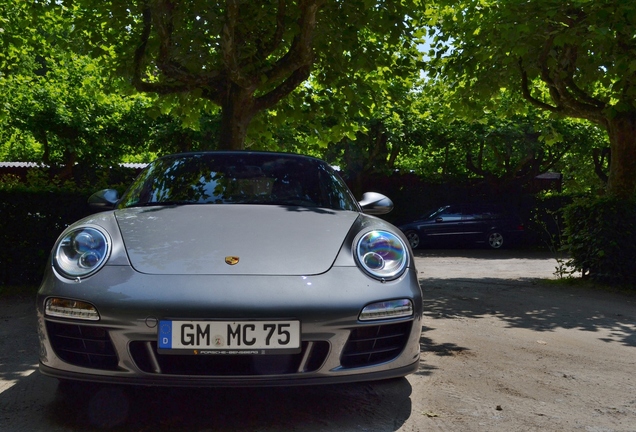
(46, 321), (119, 370)
(341, 321), (411, 368)
(130, 341), (330, 376)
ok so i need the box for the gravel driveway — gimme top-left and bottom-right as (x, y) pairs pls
(1, 249), (635, 431)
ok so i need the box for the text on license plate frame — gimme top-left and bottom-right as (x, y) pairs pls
(157, 320), (301, 355)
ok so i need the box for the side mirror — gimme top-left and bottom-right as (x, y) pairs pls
(88, 189), (120, 211)
(358, 192), (394, 215)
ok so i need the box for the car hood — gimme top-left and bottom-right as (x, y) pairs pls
(114, 205), (359, 275)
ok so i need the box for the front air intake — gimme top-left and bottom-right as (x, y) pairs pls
(46, 321), (119, 370)
(341, 321), (411, 368)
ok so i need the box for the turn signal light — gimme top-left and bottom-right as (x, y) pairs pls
(359, 299), (413, 321)
(45, 298), (100, 321)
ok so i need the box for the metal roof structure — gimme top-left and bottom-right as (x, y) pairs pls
(0, 162), (148, 169)
(0, 162), (46, 168)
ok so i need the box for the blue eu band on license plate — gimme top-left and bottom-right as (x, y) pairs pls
(158, 320), (301, 355)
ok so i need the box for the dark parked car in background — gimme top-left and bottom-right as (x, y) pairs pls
(398, 204), (525, 249)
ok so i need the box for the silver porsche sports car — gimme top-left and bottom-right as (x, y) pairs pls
(37, 151), (423, 387)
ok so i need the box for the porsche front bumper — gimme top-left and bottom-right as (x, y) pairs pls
(37, 265), (423, 387)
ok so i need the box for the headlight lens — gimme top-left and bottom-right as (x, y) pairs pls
(54, 227), (111, 278)
(356, 230), (408, 280)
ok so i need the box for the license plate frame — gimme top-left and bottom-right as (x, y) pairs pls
(157, 319), (301, 355)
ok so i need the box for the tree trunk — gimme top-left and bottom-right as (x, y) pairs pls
(36, 129), (51, 166)
(606, 113), (636, 199)
(217, 84), (256, 150)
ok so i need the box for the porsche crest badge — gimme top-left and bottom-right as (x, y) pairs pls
(225, 256), (240, 265)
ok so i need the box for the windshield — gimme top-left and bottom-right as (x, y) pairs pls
(118, 152), (359, 211)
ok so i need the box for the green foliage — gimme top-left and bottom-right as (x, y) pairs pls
(385, 88), (607, 195)
(0, 1), (69, 72)
(147, 113), (222, 154)
(526, 195), (579, 279)
(0, 169), (139, 286)
(0, 50), (155, 167)
(562, 197), (636, 286)
(427, 0), (636, 114)
(0, 183), (93, 287)
(427, 0), (636, 198)
(1, 1), (222, 163)
(55, 0), (426, 149)
(0, 47), (225, 166)
(0, 0), (619, 201)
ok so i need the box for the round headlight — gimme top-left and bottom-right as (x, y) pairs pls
(54, 227), (111, 278)
(356, 230), (408, 280)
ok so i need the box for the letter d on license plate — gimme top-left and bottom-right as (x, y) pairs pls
(158, 320), (301, 355)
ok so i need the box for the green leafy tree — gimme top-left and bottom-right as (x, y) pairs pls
(0, 1), (54, 72)
(0, 51), (155, 175)
(457, 110), (601, 194)
(390, 84), (608, 195)
(427, 0), (636, 198)
(0, 1), (160, 172)
(253, 33), (425, 188)
(63, 0), (426, 150)
(146, 112), (222, 154)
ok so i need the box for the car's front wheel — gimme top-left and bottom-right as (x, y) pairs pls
(405, 230), (420, 249)
(487, 231), (504, 249)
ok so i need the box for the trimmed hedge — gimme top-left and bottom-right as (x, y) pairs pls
(562, 197), (636, 286)
(0, 187), (96, 286)
(0, 167), (138, 288)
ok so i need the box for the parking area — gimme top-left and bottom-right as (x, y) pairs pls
(1, 249), (635, 431)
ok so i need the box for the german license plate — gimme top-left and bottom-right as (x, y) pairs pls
(157, 320), (301, 355)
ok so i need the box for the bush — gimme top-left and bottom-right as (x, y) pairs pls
(0, 171), (133, 287)
(562, 197), (636, 286)
(525, 194), (577, 250)
(0, 187), (94, 286)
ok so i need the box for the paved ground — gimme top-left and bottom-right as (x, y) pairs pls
(1, 249), (635, 431)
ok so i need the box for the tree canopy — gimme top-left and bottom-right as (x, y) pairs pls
(1, 53), (143, 172)
(427, 0), (636, 198)
(62, 0), (426, 150)
(0, 0), (623, 197)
